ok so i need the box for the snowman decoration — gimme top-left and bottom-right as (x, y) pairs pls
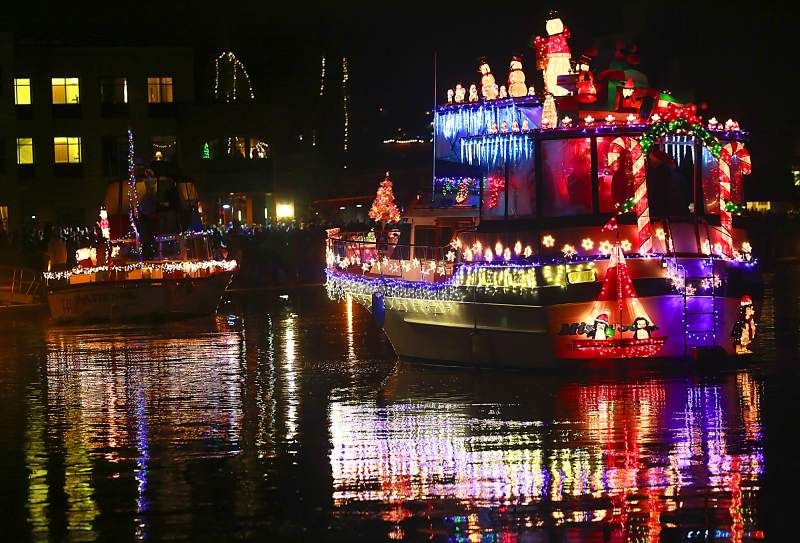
(479, 59), (499, 100)
(454, 84), (466, 103)
(533, 10), (573, 97)
(731, 295), (757, 354)
(468, 84), (479, 102)
(507, 55), (528, 97)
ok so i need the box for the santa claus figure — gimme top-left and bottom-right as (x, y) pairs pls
(575, 54), (596, 104)
(731, 295), (757, 354)
(533, 11), (572, 97)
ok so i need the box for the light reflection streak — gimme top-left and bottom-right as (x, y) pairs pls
(281, 315), (299, 447)
(25, 384), (50, 541)
(329, 376), (765, 539)
(345, 294), (355, 361)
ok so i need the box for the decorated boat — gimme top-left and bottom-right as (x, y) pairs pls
(326, 14), (761, 367)
(44, 130), (236, 323)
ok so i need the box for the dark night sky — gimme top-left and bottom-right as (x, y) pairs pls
(3, 0), (797, 197)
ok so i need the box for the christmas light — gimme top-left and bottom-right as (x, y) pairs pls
(44, 259), (237, 280)
(620, 239), (632, 252)
(460, 134), (534, 168)
(581, 237), (594, 251)
(213, 51), (254, 102)
(342, 57), (350, 154)
(598, 240), (613, 255)
(319, 55), (326, 96)
(368, 173), (401, 223)
(562, 244), (576, 257)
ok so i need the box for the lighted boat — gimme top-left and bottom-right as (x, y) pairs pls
(45, 142), (236, 323)
(326, 15), (760, 367)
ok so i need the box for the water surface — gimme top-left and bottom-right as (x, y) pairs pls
(0, 274), (797, 541)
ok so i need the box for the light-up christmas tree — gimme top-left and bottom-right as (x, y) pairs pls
(541, 93), (557, 128)
(368, 172), (401, 224)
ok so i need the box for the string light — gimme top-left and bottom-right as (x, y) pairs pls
(319, 55), (326, 96)
(213, 51), (254, 102)
(342, 57), (350, 155)
(44, 259), (237, 280)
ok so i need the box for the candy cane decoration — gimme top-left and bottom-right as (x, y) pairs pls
(718, 142), (751, 257)
(608, 137), (652, 253)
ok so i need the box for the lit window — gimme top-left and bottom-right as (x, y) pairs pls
(16, 138), (34, 164)
(151, 136), (176, 161)
(51, 77), (80, 104)
(249, 138), (270, 159)
(100, 78), (128, 104)
(147, 77), (173, 103)
(14, 78), (31, 105)
(53, 137), (82, 163)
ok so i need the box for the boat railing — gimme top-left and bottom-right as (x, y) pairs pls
(0, 265), (45, 304)
(326, 234), (455, 283)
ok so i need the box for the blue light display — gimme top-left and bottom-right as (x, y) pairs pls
(434, 97), (541, 140)
(460, 133), (535, 168)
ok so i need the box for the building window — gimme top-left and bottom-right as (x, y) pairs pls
(16, 138), (34, 165)
(14, 78), (31, 105)
(249, 138), (270, 159)
(54, 137), (82, 163)
(147, 77), (173, 103)
(100, 77), (128, 104)
(51, 77), (80, 104)
(225, 136), (246, 158)
(151, 136), (176, 161)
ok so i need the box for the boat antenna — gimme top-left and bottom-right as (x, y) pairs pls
(432, 50), (437, 198)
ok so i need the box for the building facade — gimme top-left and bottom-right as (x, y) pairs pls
(0, 32), (300, 232)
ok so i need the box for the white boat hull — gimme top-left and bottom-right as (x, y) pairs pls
(349, 293), (743, 368)
(47, 272), (233, 323)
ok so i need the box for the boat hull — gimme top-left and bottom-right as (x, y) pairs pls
(348, 293), (745, 368)
(47, 272), (234, 323)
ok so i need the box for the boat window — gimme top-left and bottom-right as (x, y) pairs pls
(597, 136), (636, 213)
(701, 147), (720, 215)
(541, 138), (592, 216)
(481, 171), (506, 218)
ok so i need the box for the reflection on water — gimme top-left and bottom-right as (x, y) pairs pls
(0, 283), (792, 541)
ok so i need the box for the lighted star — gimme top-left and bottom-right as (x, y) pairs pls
(581, 237), (594, 251)
(514, 241), (522, 255)
(584, 115), (595, 124)
(562, 244), (576, 257)
(484, 248), (494, 262)
(651, 113), (661, 122)
(685, 284), (696, 296)
(503, 248), (512, 261)
(620, 239), (633, 252)
(523, 245), (533, 258)
(542, 234), (555, 248)
(626, 113), (638, 124)
(446, 250), (456, 262)
(463, 248), (474, 262)
(598, 240), (613, 255)
(655, 227), (666, 241)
